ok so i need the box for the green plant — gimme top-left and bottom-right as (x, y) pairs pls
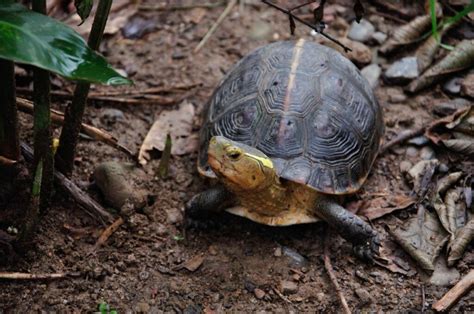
(98, 302), (118, 314)
(429, 0), (474, 50)
(0, 0), (131, 244)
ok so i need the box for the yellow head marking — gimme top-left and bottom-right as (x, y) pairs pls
(245, 152), (273, 169)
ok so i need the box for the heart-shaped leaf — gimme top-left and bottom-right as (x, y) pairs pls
(0, 2), (131, 85)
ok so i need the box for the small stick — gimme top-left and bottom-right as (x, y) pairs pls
(432, 270), (474, 312)
(0, 272), (80, 280)
(16, 98), (135, 159)
(93, 217), (124, 251)
(194, 0), (238, 53)
(261, 0), (351, 53)
(324, 234), (351, 314)
(380, 127), (426, 154)
(21, 142), (114, 225)
(139, 1), (225, 11)
(273, 287), (292, 304)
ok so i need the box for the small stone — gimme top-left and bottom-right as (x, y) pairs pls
(172, 51), (186, 60)
(100, 108), (125, 125)
(355, 288), (373, 305)
(254, 288), (265, 300)
(361, 64), (381, 89)
(372, 31), (387, 44)
(166, 208), (182, 224)
(439, 163), (449, 173)
(408, 136), (429, 146)
(135, 302), (150, 313)
(139, 270), (150, 280)
(388, 90), (407, 103)
(420, 146), (436, 160)
(282, 246), (307, 267)
(355, 269), (370, 282)
(292, 274), (301, 281)
(316, 292), (326, 302)
(443, 77), (462, 95)
(348, 19), (375, 43)
(126, 254), (137, 266)
(400, 161), (413, 174)
(385, 57), (420, 84)
(406, 146), (419, 158)
(279, 280), (298, 295)
(208, 245), (218, 256)
(274, 247), (282, 257)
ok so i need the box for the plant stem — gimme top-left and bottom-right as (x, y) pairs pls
(56, 0), (113, 177)
(0, 59), (19, 162)
(32, 0), (53, 211)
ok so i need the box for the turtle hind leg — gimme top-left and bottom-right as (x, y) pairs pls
(316, 195), (380, 262)
(185, 185), (236, 229)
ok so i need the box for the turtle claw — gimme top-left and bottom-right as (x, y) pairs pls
(353, 234), (380, 262)
(184, 215), (218, 230)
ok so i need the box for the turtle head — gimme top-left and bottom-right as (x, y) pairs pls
(208, 136), (275, 191)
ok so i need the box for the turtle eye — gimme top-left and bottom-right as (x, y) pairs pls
(226, 147), (242, 160)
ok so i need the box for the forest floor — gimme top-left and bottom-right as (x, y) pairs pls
(1, 0), (473, 312)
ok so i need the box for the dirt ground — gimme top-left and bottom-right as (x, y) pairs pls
(1, 0), (473, 312)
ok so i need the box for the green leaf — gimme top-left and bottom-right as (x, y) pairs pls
(0, 2), (131, 85)
(75, 0), (94, 24)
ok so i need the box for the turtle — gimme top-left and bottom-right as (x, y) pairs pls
(186, 39), (384, 261)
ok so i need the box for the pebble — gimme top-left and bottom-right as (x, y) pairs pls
(442, 77), (462, 94)
(384, 57), (420, 84)
(372, 31), (387, 44)
(439, 163), (449, 173)
(355, 288), (373, 305)
(274, 247), (282, 257)
(408, 136), (429, 146)
(348, 19), (375, 43)
(361, 64), (381, 89)
(282, 246), (308, 267)
(316, 292), (326, 302)
(254, 288), (265, 300)
(139, 270), (150, 280)
(355, 269), (370, 282)
(400, 161), (413, 174)
(405, 146), (419, 158)
(100, 108), (125, 124)
(420, 146), (436, 160)
(166, 208), (182, 224)
(279, 280), (298, 295)
(388, 91), (407, 103)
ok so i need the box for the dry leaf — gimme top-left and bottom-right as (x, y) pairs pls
(448, 218), (474, 266)
(139, 101), (199, 165)
(389, 206), (449, 271)
(182, 254), (205, 272)
(407, 40), (474, 93)
(358, 195), (415, 220)
(407, 159), (439, 198)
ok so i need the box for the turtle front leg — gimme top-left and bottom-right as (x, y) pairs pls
(185, 185), (236, 227)
(316, 195), (380, 261)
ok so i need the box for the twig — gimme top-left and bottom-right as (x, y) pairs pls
(380, 127), (426, 154)
(421, 285), (426, 312)
(16, 88), (187, 106)
(16, 98), (135, 159)
(93, 217), (124, 251)
(261, 0), (351, 53)
(324, 233), (351, 314)
(0, 272), (80, 280)
(195, 0), (238, 53)
(273, 287), (292, 304)
(139, 1), (225, 11)
(432, 270), (474, 312)
(20, 142), (114, 225)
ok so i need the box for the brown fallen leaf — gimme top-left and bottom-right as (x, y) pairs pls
(138, 101), (199, 165)
(174, 254), (205, 272)
(433, 172), (464, 233)
(407, 40), (474, 93)
(358, 195), (416, 220)
(426, 106), (474, 157)
(407, 159), (440, 198)
(389, 206), (449, 272)
(379, 11), (438, 55)
(448, 218), (474, 266)
(374, 235), (415, 276)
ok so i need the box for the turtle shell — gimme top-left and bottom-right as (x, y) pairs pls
(198, 39), (383, 195)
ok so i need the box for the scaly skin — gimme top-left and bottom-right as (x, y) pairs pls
(186, 136), (380, 261)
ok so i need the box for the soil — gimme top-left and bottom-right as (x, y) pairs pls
(1, 0), (473, 312)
